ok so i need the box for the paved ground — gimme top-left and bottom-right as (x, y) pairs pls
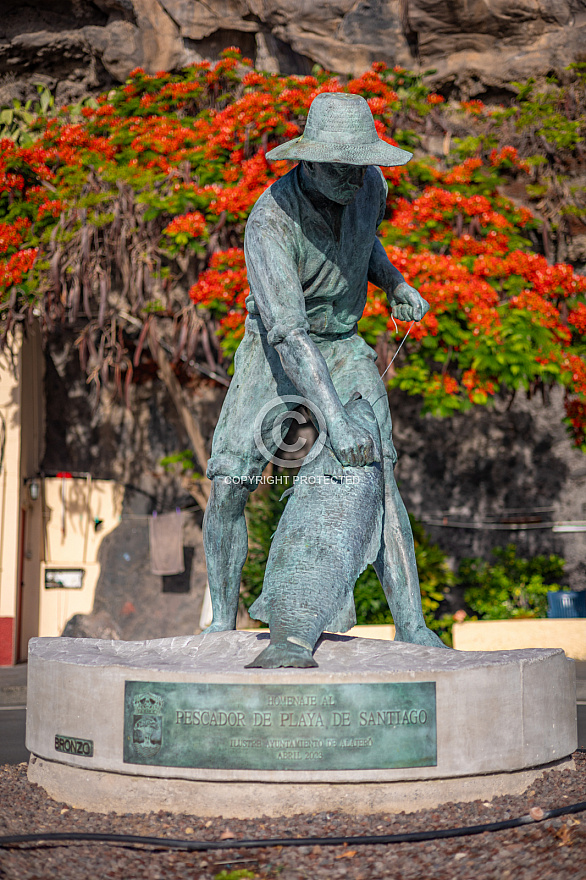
(0, 710), (28, 764)
(1, 659), (585, 765)
(0, 665), (28, 766)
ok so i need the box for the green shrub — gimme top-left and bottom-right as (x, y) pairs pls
(459, 544), (566, 620)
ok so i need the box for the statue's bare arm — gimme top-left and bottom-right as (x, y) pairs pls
(275, 330), (375, 468)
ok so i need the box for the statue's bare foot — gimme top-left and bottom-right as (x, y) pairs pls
(201, 620), (236, 634)
(246, 642), (318, 668)
(394, 625), (449, 649)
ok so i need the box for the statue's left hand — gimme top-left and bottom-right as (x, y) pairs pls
(391, 282), (429, 322)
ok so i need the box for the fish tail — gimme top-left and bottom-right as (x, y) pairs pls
(246, 640), (318, 669)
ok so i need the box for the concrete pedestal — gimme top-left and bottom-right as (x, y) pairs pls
(26, 632), (577, 817)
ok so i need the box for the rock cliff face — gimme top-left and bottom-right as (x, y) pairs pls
(2, 0), (586, 103)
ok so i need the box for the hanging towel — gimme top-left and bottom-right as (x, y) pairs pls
(149, 510), (184, 575)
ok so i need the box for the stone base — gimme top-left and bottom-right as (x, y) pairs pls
(26, 631), (577, 813)
(28, 753), (575, 818)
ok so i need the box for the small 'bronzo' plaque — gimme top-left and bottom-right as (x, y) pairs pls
(55, 734), (94, 757)
(123, 681), (436, 770)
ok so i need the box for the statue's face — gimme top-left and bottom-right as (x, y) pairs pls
(302, 161), (367, 205)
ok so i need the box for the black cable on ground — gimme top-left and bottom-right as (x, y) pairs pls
(0, 800), (585, 852)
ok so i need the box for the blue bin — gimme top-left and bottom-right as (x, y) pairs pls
(547, 590), (586, 619)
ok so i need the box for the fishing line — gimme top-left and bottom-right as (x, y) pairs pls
(365, 320), (414, 406)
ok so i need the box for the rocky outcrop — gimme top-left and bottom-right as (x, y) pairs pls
(61, 609), (121, 639)
(410, 0), (586, 96)
(2, 0), (586, 103)
(0, 0), (186, 104)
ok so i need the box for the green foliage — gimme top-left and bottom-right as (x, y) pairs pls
(494, 76), (584, 152)
(568, 62), (586, 84)
(459, 544), (566, 620)
(160, 449), (200, 475)
(353, 568), (389, 625)
(1, 55), (585, 448)
(0, 84), (56, 145)
(214, 870), (255, 880)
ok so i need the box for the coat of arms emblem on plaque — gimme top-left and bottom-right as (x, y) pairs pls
(131, 692), (164, 759)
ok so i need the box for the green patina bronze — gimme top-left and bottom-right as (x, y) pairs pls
(203, 92), (449, 666)
(123, 680), (437, 771)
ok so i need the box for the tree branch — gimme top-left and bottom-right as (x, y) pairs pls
(149, 325), (211, 506)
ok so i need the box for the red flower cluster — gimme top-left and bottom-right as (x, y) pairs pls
(189, 248), (248, 349)
(0, 218), (31, 255)
(474, 252), (586, 301)
(392, 188), (514, 240)
(563, 354), (586, 396)
(569, 303), (586, 335)
(163, 211), (207, 238)
(564, 399), (586, 447)
(443, 158), (482, 185)
(460, 100), (485, 115)
(490, 146), (530, 172)
(0, 248), (38, 293)
(207, 152), (283, 219)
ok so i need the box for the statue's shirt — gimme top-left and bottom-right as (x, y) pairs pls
(244, 164), (387, 345)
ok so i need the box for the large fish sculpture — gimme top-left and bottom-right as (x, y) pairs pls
(246, 394), (384, 669)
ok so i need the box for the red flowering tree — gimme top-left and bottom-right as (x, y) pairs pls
(1, 49), (585, 490)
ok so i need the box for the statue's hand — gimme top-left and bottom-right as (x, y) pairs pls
(328, 412), (376, 468)
(391, 281), (429, 322)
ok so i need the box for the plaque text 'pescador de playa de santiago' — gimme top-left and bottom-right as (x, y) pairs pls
(124, 682), (437, 771)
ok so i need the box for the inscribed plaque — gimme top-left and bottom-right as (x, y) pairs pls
(124, 681), (437, 770)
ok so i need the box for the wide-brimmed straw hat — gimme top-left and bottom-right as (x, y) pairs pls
(266, 92), (412, 167)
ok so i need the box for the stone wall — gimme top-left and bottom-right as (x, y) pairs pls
(392, 383), (586, 591)
(2, 0), (586, 105)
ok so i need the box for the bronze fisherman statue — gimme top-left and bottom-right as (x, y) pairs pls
(203, 92), (447, 662)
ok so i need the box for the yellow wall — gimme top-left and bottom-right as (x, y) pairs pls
(0, 325), (124, 661)
(18, 323), (44, 658)
(453, 619), (586, 659)
(0, 333), (23, 663)
(0, 325), (47, 661)
(37, 477), (122, 638)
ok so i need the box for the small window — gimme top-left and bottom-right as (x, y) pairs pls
(44, 569), (85, 590)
